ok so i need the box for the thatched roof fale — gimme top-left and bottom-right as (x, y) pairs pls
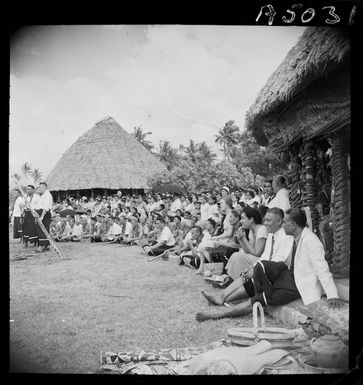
(45, 117), (166, 191)
(245, 27), (350, 148)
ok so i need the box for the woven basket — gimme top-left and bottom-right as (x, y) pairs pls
(227, 302), (299, 348)
(203, 262), (224, 276)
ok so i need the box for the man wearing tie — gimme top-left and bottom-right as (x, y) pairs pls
(196, 208), (342, 322)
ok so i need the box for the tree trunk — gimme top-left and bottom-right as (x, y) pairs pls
(330, 131), (350, 276)
(301, 140), (319, 233)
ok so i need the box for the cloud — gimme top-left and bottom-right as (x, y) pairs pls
(9, 25), (305, 179)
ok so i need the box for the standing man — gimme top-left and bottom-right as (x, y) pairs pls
(11, 189), (24, 242)
(267, 175), (291, 212)
(34, 182), (53, 252)
(261, 179), (275, 206)
(22, 185), (40, 247)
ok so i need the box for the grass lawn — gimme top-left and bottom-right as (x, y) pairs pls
(9, 237), (284, 374)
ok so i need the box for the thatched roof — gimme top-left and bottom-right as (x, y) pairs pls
(245, 27), (350, 149)
(46, 117), (166, 191)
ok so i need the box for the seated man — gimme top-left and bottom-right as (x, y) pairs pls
(70, 218), (84, 242)
(164, 225), (204, 263)
(146, 216), (176, 256)
(196, 208), (343, 322)
(102, 216), (122, 242)
(54, 217), (73, 242)
(90, 215), (105, 243)
(196, 209), (241, 274)
(121, 215), (143, 244)
(110, 215), (132, 243)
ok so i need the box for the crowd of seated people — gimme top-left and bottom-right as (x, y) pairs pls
(13, 174), (342, 321)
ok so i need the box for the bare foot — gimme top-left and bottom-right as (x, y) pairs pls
(201, 290), (224, 306)
(195, 311), (218, 322)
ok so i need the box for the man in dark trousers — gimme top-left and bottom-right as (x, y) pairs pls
(34, 182), (53, 252)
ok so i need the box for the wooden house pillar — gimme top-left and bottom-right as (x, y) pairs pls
(288, 146), (303, 209)
(330, 130), (350, 276)
(301, 140), (319, 233)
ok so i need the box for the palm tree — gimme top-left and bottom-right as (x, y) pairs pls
(156, 141), (180, 171)
(214, 120), (240, 161)
(32, 168), (42, 184)
(21, 162), (33, 185)
(132, 126), (154, 152)
(197, 141), (217, 164)
(180, 139), (199, 163)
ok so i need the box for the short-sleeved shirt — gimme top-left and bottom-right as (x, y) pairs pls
(12, 196), (24, 217)
(157, 226), (176, 246)
(72, 224), (83, 237)
(248, 225), (268, 247)
(37, 190), (53, 211)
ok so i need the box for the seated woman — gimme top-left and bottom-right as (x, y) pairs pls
(102, 217), (122, 242)
(225, 207), (267, 280)
(195, 209), (241, 275)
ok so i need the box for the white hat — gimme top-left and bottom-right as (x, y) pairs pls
(222, 186), (230, 194)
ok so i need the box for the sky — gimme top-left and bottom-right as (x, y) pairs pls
(9, 25), (305, 182)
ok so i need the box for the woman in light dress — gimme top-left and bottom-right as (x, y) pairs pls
(225, 207), (267, 281)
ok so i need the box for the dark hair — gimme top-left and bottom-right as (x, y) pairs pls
(27, 185), (35, 190)
(14, 189), (21, 194)
(275, 175), (286, 187)
(174, 215), (181, 222)
(207, 218), (217, 228)
(230, 209), (241, 220)
(242, 207), (262, 225)
(193, 225), (203, 235)
(258, 205), (268, 218)
(247, 189), (255, 198)
(266, 207), (284, 220)
(285, 208), (307, 228)
(155, 216), (165, 224)
(209, 195), (217, 204)
(224, 196), (233, 208)
(159, 203), (165, 210)
(39, 181), (48, 187)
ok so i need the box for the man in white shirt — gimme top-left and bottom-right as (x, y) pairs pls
(200, 195), (211, 221)
(267, 175), (291, 212)
(11, 189), (24, 241)
(261, 179), (275, 206)
(103, 217), (122, 242)
(33, 182), (53, 252)
(169, 194), (182, 215)
(22, 185), (41, 247)
(148, 217), (175, 256)
(71, 218), (84, 242)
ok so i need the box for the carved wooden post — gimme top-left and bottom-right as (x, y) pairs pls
(288, 146), (303, 209)
(301, 140), (319, 233)
(330, 131), (350, 276)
